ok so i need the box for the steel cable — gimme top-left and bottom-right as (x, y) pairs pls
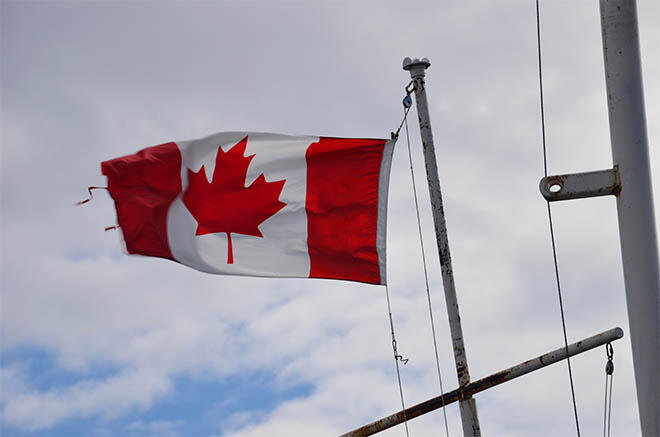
(535, 0), (581, 435)
(403, 106), (450, 437)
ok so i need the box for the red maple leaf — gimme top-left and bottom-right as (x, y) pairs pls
(182, 136), (286, 264)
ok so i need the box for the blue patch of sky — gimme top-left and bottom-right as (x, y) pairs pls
(1, 346), (118, 391)
(1, 350), (313, 437)
(117, 372), (314, 436)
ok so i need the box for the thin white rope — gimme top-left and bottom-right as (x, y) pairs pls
(607, 373), (613, 436)
(384, 284), (410, 437)
(602, 373), (614, 437)
(403, 109), (450, 437)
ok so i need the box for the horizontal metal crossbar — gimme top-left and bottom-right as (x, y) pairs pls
(340, 327), (624, 437)
(540, 167), (620, 201)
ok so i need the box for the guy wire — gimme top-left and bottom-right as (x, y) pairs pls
(536, 0), (581, 435)
(404, 109), (450, 437)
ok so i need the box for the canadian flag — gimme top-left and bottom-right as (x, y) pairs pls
(102, 132), (394, 285)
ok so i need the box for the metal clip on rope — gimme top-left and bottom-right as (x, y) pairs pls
(392, 339), (408, 365)
(605, 343), (614, 376)
(392, 83), (415, 140)
(603, 342), (615, 437)
(405, 80), (415, 97)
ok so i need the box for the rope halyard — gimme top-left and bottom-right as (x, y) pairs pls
(384, 284), (410, 437)
(391, 81), (414, 141)
(403, 94), (450, 437)
(378, 87), (420, 437)
(535, 0), (581, 435)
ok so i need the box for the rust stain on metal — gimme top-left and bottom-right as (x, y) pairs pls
(612, 165), (622, 196)
(340, 371), (510, 437)
(540, 168), (620, 202)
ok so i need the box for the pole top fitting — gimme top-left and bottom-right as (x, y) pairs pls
(403, 57), (431, 78)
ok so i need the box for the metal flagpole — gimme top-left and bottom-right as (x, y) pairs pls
(402, 57), (481, 436)
(599, 1), (660, 435)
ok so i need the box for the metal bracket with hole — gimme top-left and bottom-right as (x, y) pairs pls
(540, 167), (620, 201)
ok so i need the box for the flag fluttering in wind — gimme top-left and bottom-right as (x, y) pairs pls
(101, 132), (394, 285)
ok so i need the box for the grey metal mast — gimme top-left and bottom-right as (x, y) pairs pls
(539, 1), (658, 434)
(402, 57), (481, 437)
(599, 1), (659, 434)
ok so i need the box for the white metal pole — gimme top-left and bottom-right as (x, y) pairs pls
(403, 57), (481, 437)
(599, 1), (660, 435)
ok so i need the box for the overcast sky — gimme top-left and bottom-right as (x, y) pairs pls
(1, 1), (658, 436)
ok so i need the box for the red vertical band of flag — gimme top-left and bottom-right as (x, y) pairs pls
(101, 142), (182, 260)
(305, 137), (387, 284)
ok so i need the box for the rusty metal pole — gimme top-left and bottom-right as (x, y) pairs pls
(341, 327), (625, 437)
(599, 1), (660, 435)
(403, 57), (481, 436)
